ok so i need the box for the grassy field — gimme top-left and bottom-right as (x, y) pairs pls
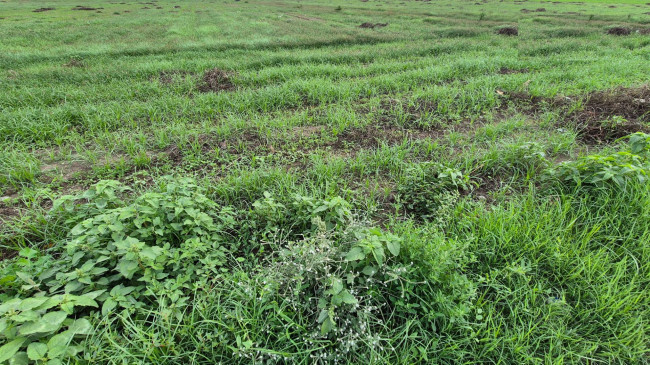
(1, 0), (650, 363)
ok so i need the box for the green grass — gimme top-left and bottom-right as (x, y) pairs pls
(1, 0), (649, 363)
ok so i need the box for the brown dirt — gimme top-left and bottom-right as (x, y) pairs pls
(638, 28), (650, 34)
(0, 206), (19, 222)
(364, 98), (426, 127)
(157, 70), (194, 84)
(467, 173), (503, 204)
(607, 27), (631, 35)
(292, 125), (323, 138)
(33, 7), (55, 12)
(568, 86), (650, 144)
(64, 58), (84, 67)
(197, 68), (235, 93)
(496, 27), (518, 36)
(40, 159), (93, 182)
(499, 90), (564, 114)
(174, 5), (180, 8)
(72, 6), (103, 10)
(359, 22), (388, 29)
(498, 67), (529, 75)
(330, 126), (407, 150)
(497, 86), (649, 144)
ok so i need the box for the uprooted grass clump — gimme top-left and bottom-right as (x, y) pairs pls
(496, 26), (518, 36)
(359, 22), (388, 29)
(72, 6), (103, 11)
(607, 26), (631, 36)
(196, 68), (235, 93)
(568, 86), (650, 144)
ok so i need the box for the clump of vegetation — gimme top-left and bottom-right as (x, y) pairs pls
(548, 132), (650, 189)
(0, 178), (477, 363)
(397, 163), (468, 221)
(197, 68), (234, 93)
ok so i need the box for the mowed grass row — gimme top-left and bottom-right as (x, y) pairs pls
(1, 0), (650, 364)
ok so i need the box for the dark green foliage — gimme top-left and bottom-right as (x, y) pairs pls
(548, 132), (650, 189)
(397, 163), (468, 221)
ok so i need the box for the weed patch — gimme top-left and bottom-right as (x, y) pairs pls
(548, 132), (650, 190)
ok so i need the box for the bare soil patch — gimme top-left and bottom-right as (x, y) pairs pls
(64, 58), (85, 67)
(157, 70), (194, 84)
(467, 173), (504, 204)
(331, 126), (407, 150)
(607, 27), (631, 35)
(496, 27), (518, 36)
(498, 86), (649, 144)
(72, 6), (103, 10)
(568, 86), (650, 144)
(33, 7), (55, 12)
(498, 67), (529, 75)
(40, 160), (93, 182)
(0, 206), (19, 223)
(359, 22), (389, 29)
(197, 68), (235, 93)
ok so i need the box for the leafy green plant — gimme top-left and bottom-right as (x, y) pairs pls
(266, 224), (408, 352)
(0, 294), (97, 364)
(548, 133), (650, 189)
(397, 163), (468, 221)
(252, 192), (352, 237)
(0, 178), (238, 364)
